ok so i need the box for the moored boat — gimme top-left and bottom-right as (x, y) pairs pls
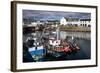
(28, 46), (46, 61)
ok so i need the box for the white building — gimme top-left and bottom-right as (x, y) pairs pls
(60, 17), (91, 27)
(60, 17), (67, 25)
(31, 21), (44, 26)
(80, 19), (91, 27)
(60, 17), (80, 26)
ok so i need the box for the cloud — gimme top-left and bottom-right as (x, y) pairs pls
(23, 10), (91, 20)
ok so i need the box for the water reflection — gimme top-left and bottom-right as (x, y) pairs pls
(60, 31), (91, 40)
(59, 31), (91, 60)
(23, 31), (91, 62)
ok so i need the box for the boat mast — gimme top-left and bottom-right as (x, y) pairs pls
(56, 26), (60, 40)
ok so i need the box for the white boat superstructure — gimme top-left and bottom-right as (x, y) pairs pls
(49, 39), (60, 46)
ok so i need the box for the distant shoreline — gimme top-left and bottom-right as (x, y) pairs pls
(60, 26), (91, 32)
(60, 28), (91, 32)
(23, 24), (91, 32)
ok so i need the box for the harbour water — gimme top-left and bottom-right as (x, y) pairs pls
(44, 31), (91, 61)
(60, 31), (90, 40)
(23, 31), (91, 62)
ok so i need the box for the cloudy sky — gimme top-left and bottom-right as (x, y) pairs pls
(23, 10), (91, 21)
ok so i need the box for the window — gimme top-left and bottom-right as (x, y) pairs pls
(85, 24), (87, 27)
(88, 25), (91, 27)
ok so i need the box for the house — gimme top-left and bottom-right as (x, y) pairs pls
(60, 17), (80, 26)
(80, 19), (91, 27)
(60, 17), (67, 25)
(60, 17), (91, 27)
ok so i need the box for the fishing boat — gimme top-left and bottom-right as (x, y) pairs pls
(28, 45), (46, 61)
(26, 35), (46, 61)
(47, 39), (80, 57)
(46, 26), (80, 57)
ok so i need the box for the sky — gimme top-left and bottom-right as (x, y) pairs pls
(23, 10), (91, 21)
